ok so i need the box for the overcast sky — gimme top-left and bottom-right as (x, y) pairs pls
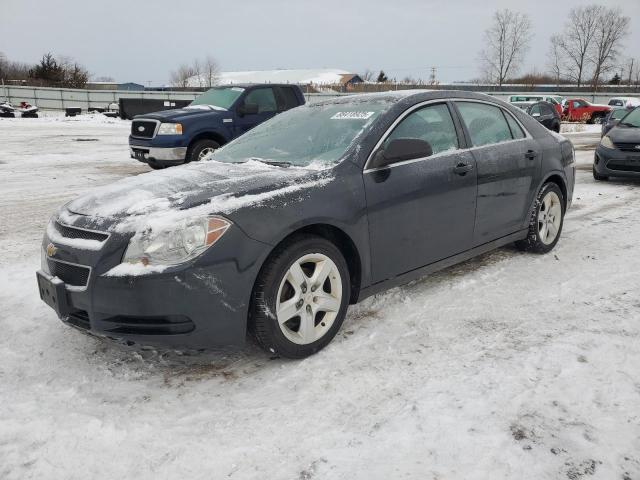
(1, 0), (639, 85)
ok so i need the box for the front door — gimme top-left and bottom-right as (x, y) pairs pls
(364, 102), (478, 283)
(454, 101), (541, 245)
(234, 87), (279, 135)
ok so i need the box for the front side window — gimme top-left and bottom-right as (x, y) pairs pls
(572, 100), (586, 108)
(384, 103), (459, 155)
(243, 88), (277, 113)
(456, 102), (513, 147)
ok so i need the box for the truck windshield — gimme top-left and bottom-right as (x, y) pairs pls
(210, 102), (389, 167)
(189, 87), (245, 110)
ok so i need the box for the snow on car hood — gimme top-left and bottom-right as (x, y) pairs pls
(63, 160), (332, 234)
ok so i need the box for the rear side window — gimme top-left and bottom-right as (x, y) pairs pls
(504, 111), (525, 139)
(456, 102), (513, 147)
(276, 87), (301, 111)
(385, 103), (459, 155)
(243, 88), (277, 113)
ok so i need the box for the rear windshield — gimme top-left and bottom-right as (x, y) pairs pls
(189, 87), (245, 110)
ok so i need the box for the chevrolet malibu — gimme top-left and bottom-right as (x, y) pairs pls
(37, 91), (575, 358)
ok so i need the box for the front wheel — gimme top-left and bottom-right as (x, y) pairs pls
(593, 165), (609, 181)
(250, 235), (350, 359)
(516, 182), (565, 253)
(187, 139), (220, 163)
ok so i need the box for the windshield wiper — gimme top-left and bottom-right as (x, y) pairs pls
(248, 157), (292, 168)
(619, 122), (637, 128)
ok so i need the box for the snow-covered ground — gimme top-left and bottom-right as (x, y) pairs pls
(1, 116), (639, 480)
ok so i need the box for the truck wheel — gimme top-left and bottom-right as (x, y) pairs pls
(187, 139), (220, 163)
(249, 234), (350, 359)
(515, 182), (565, 254)
(552, 121), (560, 133)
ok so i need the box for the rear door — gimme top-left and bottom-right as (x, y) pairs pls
(364, 102), (477, 283)
(234, 87), (279, 135)
(454, 101), (541, 245)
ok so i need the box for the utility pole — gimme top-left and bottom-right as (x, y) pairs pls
(629, 58), (634, 87)
(429, 66), (438, 86)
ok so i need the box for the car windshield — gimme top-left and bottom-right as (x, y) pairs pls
(210, 102), (389, 167)
(611, 109), (629, 120)
(189, 87), (245, 110)
(619, 108), (640, 128)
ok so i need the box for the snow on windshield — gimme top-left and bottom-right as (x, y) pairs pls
(211, 99), (395, 167)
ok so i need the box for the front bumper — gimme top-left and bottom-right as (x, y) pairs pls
(38, 217), (270, 349)
(594, 145), (640, 178)
(130, 146), (187, 163)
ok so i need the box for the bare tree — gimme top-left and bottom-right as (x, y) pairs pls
(589, 8), (630, 90)
(170, 63), (197, 88)
(480, 9), (532, 86)
(359, 69), (375, 82)
(547, 35), (564, 86)
(201, 56), (219, 88)
(558, 5), (601, 87)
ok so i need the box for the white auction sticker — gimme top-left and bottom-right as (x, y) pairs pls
(331, 111), (375, 120)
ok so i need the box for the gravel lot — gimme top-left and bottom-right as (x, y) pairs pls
(1, 116), (639, 480)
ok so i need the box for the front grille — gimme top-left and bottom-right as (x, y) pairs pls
(67, 310), (90, 330)
(607, 161), (640, 172)
(102, 315), (194, 335)
(48, 259), (90, 287)
(131, 120), (157, 139)
(613, 142), (640, 152)
(56, 222), (108, 242)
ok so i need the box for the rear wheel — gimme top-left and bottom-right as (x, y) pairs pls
(593, 165), (609, 181)
(187, 139), (220, 163)
(516, 182), (565, 254)
(250, 235), (350, 359)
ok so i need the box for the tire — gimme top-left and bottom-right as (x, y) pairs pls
(187, 139), (220, 163)
(516, 182), (565, 254)
(148, 161), (167, 170)
(552, 122), (560, 133)
(250, 234), (351, 359)
(593, 165), (608, 181)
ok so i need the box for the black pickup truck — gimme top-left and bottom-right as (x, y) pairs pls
(129, 84), (305, 169)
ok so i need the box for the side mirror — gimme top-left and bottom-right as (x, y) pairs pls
(238, 103), (259, 116)
(370, 138), (433, 169)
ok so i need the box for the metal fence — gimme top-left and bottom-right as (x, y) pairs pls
(2, 84), (637, 112)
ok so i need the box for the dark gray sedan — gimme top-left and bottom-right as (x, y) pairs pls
(37, 91), (575, 358)
(594, 107), (640, 180)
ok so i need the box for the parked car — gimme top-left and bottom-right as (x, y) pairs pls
(509, 95), (563, 115)
(601, 108), (633, 137)
(37, 91), (575, 358)
(129, 84), (305, 169)
(607, 97), (640, 108)
(524, 101), (561, 132)
(563, 98), (611, 123)
(594, 107), (640, 181)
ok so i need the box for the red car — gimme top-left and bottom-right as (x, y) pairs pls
(563, 98), (611, 124)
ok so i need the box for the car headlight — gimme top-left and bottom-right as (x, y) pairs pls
(123, 216), (231, 266)
(599, 135), (615, 149)
(157, 122), (183, 135)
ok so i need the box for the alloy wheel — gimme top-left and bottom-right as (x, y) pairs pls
(198, 147), (215, 161)
(276, 253), (342, 345)
(538, 191), (562, 245)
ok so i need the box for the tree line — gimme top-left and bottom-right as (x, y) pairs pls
(0, 52), (89, 88)
(480, 5), (636, 89)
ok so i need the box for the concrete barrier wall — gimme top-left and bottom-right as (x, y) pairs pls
(2, 84), (637, 111)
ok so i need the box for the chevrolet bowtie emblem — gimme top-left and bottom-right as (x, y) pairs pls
(46, 243), (58, 257)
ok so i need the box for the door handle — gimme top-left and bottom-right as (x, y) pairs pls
(525, 150), (538, 160)
(453, 162), (473, 175)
